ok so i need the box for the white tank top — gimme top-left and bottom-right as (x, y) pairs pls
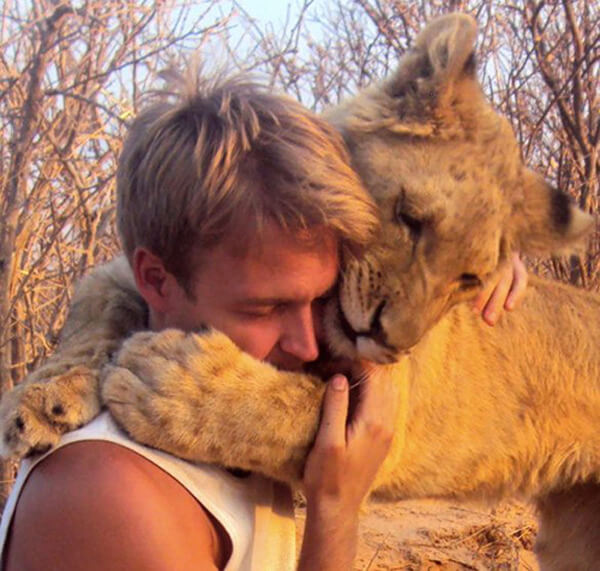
(0, 412), (296, 570)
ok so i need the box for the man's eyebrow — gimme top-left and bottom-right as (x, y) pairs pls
(238, 285), (337, 306)
(238, 297), (292, 306)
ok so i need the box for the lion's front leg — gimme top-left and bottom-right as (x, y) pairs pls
(102, 328), (326, 484)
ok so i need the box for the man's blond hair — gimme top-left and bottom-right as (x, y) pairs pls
(116, 68), (378, 293)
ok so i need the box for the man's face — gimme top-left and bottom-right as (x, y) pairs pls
(161, 223), (339, 371)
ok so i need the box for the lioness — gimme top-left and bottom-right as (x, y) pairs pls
(1, 13), (598, 570)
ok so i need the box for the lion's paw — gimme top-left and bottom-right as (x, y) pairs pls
(108, 328), (241, 390)
(102, 328), (245, 459)
(101, 365), (167, 444)
(0, 367), (101, 458)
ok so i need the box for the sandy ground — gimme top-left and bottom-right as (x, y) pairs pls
(296, 499), (539, 570)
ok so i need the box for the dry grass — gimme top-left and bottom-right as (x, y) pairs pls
(296, 498), (539, 570)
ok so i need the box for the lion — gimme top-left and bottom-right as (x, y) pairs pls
(1, 13), (599, 570)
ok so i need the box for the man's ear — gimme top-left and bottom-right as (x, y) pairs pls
(132, 248), (182, 314)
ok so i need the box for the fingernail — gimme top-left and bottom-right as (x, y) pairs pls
(486, 311), (497, 323)
(332, 375), (347, 391)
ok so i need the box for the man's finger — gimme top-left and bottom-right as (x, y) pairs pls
(474, 256), (514, 325)
(505, 253), (527, 310)
(481, 268), (512, 325)
(472, 277), (497, 316)
(313, 375), (349, 449)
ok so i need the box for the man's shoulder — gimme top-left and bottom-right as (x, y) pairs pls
(4, 441), (222, 570)
(19, 440), (180, 517)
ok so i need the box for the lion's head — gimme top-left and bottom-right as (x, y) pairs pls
(324, 13), (593, 362)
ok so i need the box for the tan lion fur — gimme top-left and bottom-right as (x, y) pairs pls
(1, 13), (599, 570)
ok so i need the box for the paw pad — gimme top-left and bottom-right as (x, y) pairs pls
(15, 416), (25, 432)
(51, 404), (65, 416)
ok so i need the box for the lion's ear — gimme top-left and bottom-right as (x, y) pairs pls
(511, 172), (594, 255)
(414, 13), (477, 83)
(385, 13), (477, 105)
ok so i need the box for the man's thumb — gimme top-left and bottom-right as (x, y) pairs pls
(315, 374), (349, 448)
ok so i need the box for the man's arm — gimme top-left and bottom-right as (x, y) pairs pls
(5, 441), (226, 571)
(298, 368), (400, 570)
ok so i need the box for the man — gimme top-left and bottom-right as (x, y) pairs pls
(1, 71), (526, 570)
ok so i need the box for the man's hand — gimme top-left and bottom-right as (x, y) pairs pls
(298, 364), (400, 570)
(473, 252), (528, 326)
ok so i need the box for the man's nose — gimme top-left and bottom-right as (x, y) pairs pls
(280, 305), (319, 363)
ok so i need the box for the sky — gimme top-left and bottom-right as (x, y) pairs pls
(238, 0), (298, 25)
(224, 0), (326, 42)
(193, 0), (327, 83)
